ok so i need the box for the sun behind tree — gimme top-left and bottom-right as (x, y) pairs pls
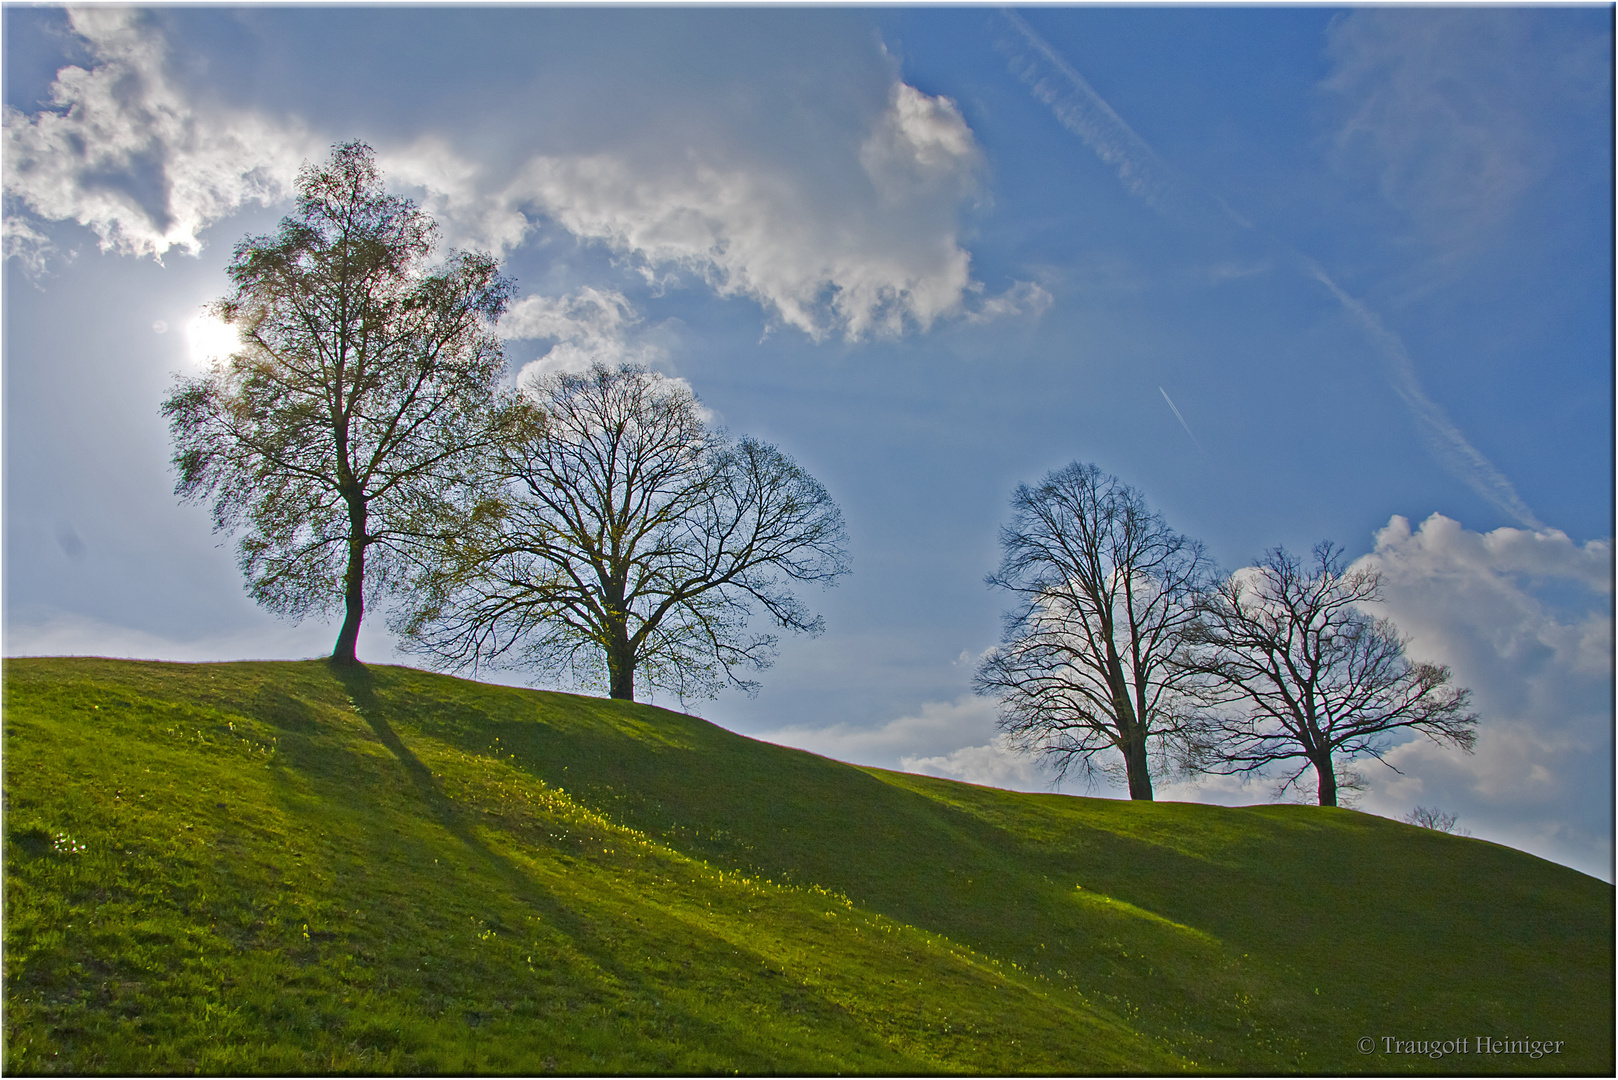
(163, 142), (512, 665)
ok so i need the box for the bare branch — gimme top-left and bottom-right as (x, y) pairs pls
(975, 463), (1214, 799)
(396, 363), (849, 702)
(1182, 543), (1478, 806)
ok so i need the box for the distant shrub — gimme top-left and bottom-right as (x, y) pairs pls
(1404, 806), (1464, 834)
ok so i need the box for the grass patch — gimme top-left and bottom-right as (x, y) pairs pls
(4, 657), (1610, 1074)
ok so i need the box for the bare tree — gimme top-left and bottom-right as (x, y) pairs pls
(398, 363), (849, 701)
(975, 463), (1213, 800)
(1404, 806), (1465, 834)
(1184, 543), (1477, 807)
(163, 142), (511, 665)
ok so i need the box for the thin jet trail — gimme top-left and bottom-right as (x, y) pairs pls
(1159, 386), (1207, 456)
(998, 9), (1544, 530)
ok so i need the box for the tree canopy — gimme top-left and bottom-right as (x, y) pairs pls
(399, 363), (849, 701)
(1183, 543), (1477, 806)
(975, 463), (1213, 799)
(163, 142), (511, 664)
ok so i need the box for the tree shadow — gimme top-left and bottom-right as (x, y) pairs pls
(320, 660), (856, 1047)
(327, 661), (613, 948)
(328, 660), (451, 817)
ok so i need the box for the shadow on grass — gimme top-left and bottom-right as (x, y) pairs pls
(356, 669), (1615, 1069)
(322, 661), (885, 1062)
(330, 661), (451, 815)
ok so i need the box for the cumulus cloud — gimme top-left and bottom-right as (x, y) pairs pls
(1153, 512), (1611, 876)
(859, 82), (980, 203)
(1357, 513), (1611, 679)
(417, 82), (1012, 342)
(5, 15), (1013, 346)
(481, 78), (987, 344)
(2, 8), (315, 264)
(501, 286), (668, 381)
(902, 733), (1050, 792)
(1345, 513), (1613, 877)
(379, 136), (534, 258)
(504, 141), (975, 342)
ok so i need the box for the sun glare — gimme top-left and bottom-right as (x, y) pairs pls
(186, 313), (240, 369)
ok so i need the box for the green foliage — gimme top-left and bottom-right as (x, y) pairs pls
(4, 658), (1610, 1074)
(160, 142), (512, 663)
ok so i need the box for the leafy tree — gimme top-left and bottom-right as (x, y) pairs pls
(399, 363), (849, 701)
(975, 463), (1213, 799)
(163, 142), (512, 665)
(1184, 543), (1478, 807)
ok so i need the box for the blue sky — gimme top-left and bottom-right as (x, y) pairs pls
(4, 5), (1612, 878)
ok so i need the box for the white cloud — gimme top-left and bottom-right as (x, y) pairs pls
(501, 286), (668, 381)
(407, 80), (1015, 343)
(3, 216), (64, 277)
(1347, 514), (1613, 877)
(1154, 770), (1284, 808)
(0, 15), (530, 269)
(758, 693), (1002, 767)
(504, 138), (975, 343)
(379, 136), (533, 257)
(332, 81), (994, 346)
(1365, 512), (1612, 595)
(759, 690), (1066, 795)
(1356, 514), (1611, 683)
(2, 8), (315, 264)
(902, 733), (1050, 792)
(961, 279), (1054, 325)
(4, 14), (994, 345)
(859, 82), (980, 204)
(1157, 513), (1612, 878)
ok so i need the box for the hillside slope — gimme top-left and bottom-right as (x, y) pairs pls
(4, 657), (1611, 1074)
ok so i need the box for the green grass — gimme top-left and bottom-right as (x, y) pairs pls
(3, 657), (1610, 1074)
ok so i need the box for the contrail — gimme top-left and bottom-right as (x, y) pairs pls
(1159, 386), (1206, 455)
(999, 9), (1545, 530)
(999, 9), (1177, 210)
(1300, 261), (1545, 529)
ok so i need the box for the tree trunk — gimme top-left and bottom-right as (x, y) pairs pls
(332, 494), (367, 666)
(1102, 636), (1153, 800)
(1314, 755), (1338, 807)
(1123, 729), (1154, 801)
(606, 624), (635, 701)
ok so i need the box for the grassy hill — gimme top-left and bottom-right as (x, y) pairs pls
(3, 657), (1610, 1075)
